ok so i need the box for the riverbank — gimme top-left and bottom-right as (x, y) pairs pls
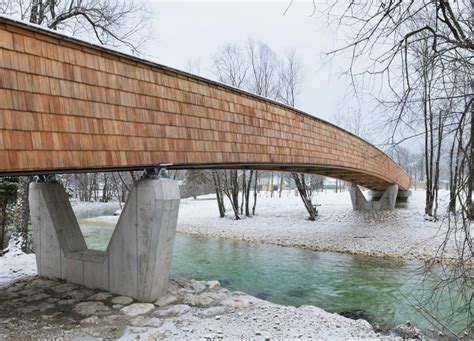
(176, 189), (460, 262)
(0, 275), (379, 339)
(86, 189), (460, 262)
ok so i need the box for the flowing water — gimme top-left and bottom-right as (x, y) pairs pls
(78, 213), (470, 334)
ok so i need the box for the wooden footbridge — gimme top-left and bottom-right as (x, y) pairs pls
(0, 16), (409, 191)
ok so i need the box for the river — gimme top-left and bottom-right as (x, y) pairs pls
(77, 209), (469, 334)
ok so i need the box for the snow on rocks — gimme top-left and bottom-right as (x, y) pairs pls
(120, 303), (155, 317)
(0, 276), (379, 339)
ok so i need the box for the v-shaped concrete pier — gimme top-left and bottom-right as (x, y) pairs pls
(29, 178), (180, 302)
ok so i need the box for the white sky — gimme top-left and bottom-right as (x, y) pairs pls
(144, 0), (355, 125)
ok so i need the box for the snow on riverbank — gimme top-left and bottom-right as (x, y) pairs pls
(177, 189), (459, 261)
(83, 189), (458, 261)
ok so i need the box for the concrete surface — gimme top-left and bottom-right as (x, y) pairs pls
(29, 178), (180, 302)
(349, 184), (399, 210)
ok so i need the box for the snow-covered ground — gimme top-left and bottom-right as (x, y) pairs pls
(0, 237), (36, 286)
(175, 189), (459, 261)
(85, 189), (459, 261)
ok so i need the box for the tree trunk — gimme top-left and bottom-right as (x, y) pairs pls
(469, 79), (474, 218)
(13, 176), (32, 252)
(252, 171), (258, 215)
(245, 170), (253, 217)
(292, 173), (318, 221)
(0, 196), (7, 250)
(240, 171), (246, 215)
(270, 172), (274, 197)
(212, 171), (225, 218)
(102, 174), (108, 202)
(228, 170), (240, 219)
(279, 172), (284, 198)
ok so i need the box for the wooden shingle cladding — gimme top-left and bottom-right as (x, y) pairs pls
(0, 17), (409, 191)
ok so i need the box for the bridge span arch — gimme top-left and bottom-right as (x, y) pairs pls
(0, 17), (409, 191)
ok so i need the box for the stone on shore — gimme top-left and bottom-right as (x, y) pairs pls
(120, 303), (155, 317)
(111, 296), (133, 305)
(74, 301), (111, 316)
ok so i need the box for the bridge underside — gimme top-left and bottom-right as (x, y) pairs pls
(1, 163), (396, 192)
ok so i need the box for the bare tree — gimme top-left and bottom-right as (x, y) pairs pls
(247, 39), (281, 99)
(211, 170), (226, 218)
(213, 44), (248, 88)
(1, 0), (151, 53)
(316, 0), (473, 335)
(277, 50), (318, 220)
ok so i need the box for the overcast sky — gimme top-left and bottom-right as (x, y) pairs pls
(144, 0), (355, 126)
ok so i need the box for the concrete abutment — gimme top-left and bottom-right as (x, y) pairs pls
(349, 184), (409, 210)
(29, 178), (180, 302)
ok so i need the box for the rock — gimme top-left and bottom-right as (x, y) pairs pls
(120, 303), (155, 317)
(202, 291), (227, 301)
(221, 296), (250, 309)
(62, 289), (92, 300)
(22, 293), (50, 302)
(15, 302), (54, 314)
(80, 315), (100, 324)
(0, 292), (19, 300)
(183, 293), (215, 307)
(17, 289), (38, 297)
(111, 296), (133, 305)
(46, 297), (60, 303)
(25, 278), (57, 289)
(35, 302), (55, 312)
(190, 280), (207, 293)
(74, 301), (111, 317)
(167, 281), (180, 295)
(154, 294), (179, 307)
(88, 292), (112, 301)
(112, 304), (123, 309)
(6, 282), (26, 292)
(57, 299), (78, 305)
(392, 323), (423, 339)
(207, 280), (220, 289)
(102, 314), (128, 323)
(51, 283), (77, 293)
(196, 306), (228, 318)
(129, 316), (163, 328)
(154, 304), (191, 317)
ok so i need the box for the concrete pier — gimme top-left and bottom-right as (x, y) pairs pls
(29, 178), (180, 302)
(349, 184), (399, 210)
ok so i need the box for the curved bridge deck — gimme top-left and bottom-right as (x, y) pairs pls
(0, 16), (409, 191)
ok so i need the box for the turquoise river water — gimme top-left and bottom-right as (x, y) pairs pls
(76, 209), (471, 335)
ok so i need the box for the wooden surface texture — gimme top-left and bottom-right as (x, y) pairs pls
(0, 17), (409, 190)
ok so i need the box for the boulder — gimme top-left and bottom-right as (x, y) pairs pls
(74, 301), (111, 317)
(120, 303), (155, 317)
(111, 296), (133, 305)
(154, 294), (179, 307)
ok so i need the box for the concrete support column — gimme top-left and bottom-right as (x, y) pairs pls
(349, 184), (399, 210)
(29, 178), (180, 302)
